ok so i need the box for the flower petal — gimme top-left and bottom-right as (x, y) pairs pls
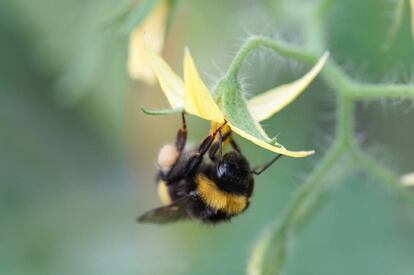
(248, 52), (329, 122)
(229, 123), (314, 158)
(128, 1), (168, 84)
(143, 35), (184, 108)
(183, 48), (224, 123)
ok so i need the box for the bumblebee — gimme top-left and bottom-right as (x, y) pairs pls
(138, 113), (282, 224)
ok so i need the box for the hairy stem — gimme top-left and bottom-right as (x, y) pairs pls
(226, 36), (316, 79)
(277, 143), (344, 231)
(337, 95), (354, 147)
(247, 88), (355, 275)
(241, 1), (414, 273)
(348, 83), (414, 99)
(247, 143), (344, 275)
(226, 36), (355, 98)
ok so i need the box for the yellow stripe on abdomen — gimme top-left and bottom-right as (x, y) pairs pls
(196, 174), (247, 215)
(157, 180), (172, 205)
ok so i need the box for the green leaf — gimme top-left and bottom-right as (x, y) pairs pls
(218, 78), (277, 143)
(122, 0), (161, 34)
(216, 78), (316, 157)
(140, 106), (183, 115)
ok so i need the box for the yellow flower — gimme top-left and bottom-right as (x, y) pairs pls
(143, 38), (329, 157)
(401, 172), (414, 187)
(127, 0), (168, 84)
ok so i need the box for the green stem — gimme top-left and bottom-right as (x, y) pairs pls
(247, 55), (355, 274)
(247, 143), (344, 275)
(227, 34), (414, 101)
(249, 94), (353, 275)
(275, 92), (355, 229)
(226, 35), (414, 100)
(225, 36), (355, 98)
(348, 83), (414, 99)
(226, 36), (316, 79)
(305, 0), (333, 51)
(245, 1), (414, 274)
(337, 95), (354, 147)
(279, 143), (344, 230)
(227, 36), (414, 99)
(319, 61), (352, 95)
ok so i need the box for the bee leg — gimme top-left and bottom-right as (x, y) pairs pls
(175, 112), (187, 153)
(208, 130), (232, 161)
(185, 121), (228, 177)
(208, 130), (243, 161)
(229, 136), (241, 154)
(163, 113), (188, 182)
(218, 129), (223, 162)
(252, 154), (283, 175)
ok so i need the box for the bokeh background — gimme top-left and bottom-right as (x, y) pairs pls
(1, 0), (414, 274)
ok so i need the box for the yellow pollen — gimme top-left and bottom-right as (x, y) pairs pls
(157, 180), (172, 205)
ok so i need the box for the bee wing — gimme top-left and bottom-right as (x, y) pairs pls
(137, 196), (192, 224)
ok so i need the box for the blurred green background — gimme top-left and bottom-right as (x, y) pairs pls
(1, 0), (414, 274)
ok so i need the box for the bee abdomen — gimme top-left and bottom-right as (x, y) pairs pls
(195, 174), (248, 216)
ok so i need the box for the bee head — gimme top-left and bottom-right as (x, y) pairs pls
(215, 151), (251, 194)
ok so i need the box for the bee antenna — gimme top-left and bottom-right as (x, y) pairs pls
(252, 154), (283, 175)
